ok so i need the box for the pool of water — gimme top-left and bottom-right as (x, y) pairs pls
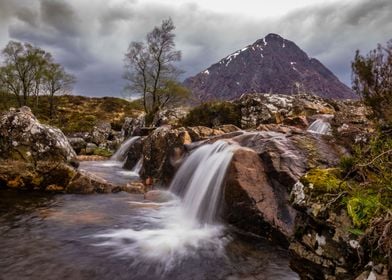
(0, 189), (299, 280)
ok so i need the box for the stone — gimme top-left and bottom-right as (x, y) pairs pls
(122, 137), (143, 170)
(144, 190), (176, 202)
(91, 121), (112, 145)
(66, 170), (117, 194)
(186, 126), (224, 141)
(141, 126), (192, 183)
(225, 147), (297, 240)
(85, 143), (98, 155)
(0, 106), (76, 162)
(122, 114), (145, 138)
(67, 137), (86, 154)
(152, 107), (189, 127)
(121, 182), (146, 194)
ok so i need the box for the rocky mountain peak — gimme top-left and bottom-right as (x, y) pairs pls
(184, 33), (355, 101)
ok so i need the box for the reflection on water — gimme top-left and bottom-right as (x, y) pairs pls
(0, 189), (299, 280)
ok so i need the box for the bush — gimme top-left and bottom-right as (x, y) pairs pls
(181, 101), (241, 127)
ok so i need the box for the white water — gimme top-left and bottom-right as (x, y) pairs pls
(131, 158), (143, 174)
(170, 140), (236, 223)
(94, 140), (236, 271)
(307, 119), (332, 135)
(110, 136), (140, 162)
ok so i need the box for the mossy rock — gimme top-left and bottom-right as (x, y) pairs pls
(301, 168), (347, 194)
(347, 194), (381, 228)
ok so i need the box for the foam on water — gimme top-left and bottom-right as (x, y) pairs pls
(94, 141), (236, 272)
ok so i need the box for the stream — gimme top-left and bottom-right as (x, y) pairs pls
(0, 141), (299, 280)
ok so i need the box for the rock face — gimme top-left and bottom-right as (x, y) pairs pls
(0, 160), (120, 193)
(122, 137), (143, 170)
(224, 131), (345, 242)
(237, 93), (334, 129)
(184, 33), (355, 101)
(122, 114), (145, 138)
(0, 107), (76, 162)
(140, 126), (192, 183)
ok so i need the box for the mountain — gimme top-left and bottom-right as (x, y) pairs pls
(184, 33), (355, 101)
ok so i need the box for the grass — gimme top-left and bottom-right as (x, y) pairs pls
(0, 93), (144, 134)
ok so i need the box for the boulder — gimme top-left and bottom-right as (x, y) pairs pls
(91, 121), (112, 145)
(223, 131), (346, 241)
(141, 126), (192, 183)
(0, 160), (125, 194)
(152, 107), (189, 127)
(0, 107), (76, 162)
(122, 114), (145, 138)
(68, 137), (87, 154)
(186, 126), (225, 141)
(237, 93), (335, 129)
(122, 136), (143, 170)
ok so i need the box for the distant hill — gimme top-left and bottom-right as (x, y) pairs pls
(0, 93), (143, 134)
(184, 33), (355, 101)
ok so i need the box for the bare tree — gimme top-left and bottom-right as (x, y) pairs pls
(42, 61), (75, 118)
(0, 41), (49, 106)
(124, 18), (189, 125)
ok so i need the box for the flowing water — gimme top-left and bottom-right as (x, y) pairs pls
(110, 136), (140, 162)
(0, 140), (299, 279)
(307, 117), (332, 135)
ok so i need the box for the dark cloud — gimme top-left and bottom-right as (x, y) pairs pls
(0, 0), (391, 96)
(40, 0), (80, 37)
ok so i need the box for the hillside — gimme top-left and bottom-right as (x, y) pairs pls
(0, 93), (143, 134)
(184, 33), (355, 101)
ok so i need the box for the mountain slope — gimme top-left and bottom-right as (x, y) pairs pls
(184, 33), (355, 101)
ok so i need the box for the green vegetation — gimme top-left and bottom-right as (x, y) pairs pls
(92, 147), (113, 157)
(0, 92), (144, 134)
(181, 101), (241, 127)
(347, 194), (381, 228)
(352, 39), (392, 129)
(301, 168), (347, 194)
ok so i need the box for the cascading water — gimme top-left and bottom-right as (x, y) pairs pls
(78, 136), (141, 184)
(131, 158), (143, 174)
(170, 140), (235, 223)
(307, 118), (332, 135)
(94, 140), (236, 272)
(110, 136), (140, 162)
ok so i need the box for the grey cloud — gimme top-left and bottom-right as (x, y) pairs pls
(40, 0), (80, 37)
(1, 0), (391, 96)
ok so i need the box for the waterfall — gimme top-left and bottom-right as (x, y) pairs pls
(131, 158), (143, 174)
(110, 136), (140, 162)
(307, 119), (332, 135)
(169, 140), (235, 224)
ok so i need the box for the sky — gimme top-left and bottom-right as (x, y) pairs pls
(0, 0), (391, 97)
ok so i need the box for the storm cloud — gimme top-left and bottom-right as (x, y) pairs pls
(0, 0), (391, 97)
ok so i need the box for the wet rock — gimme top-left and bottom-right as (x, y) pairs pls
(144, 190), (176, 202)
(121, 182), (146, 194)
(0, 106), (76, 162)
(141, 126), (192, 183)
(283, 115), (309, 128)
(66, 170), (117, 194)
(186, 126), (225, 141)
(214, 124), (241, 133)
(225, 148), (297, 241)
(122, 114), (145, 138)
(123, 137), (143, 170)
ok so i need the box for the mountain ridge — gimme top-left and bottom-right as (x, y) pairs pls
(184, 33), (355, 101)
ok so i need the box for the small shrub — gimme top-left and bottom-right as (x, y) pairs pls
(181, 101), (241, 127)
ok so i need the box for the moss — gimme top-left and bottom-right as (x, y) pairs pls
(301, 168), (347, 194)
(347, 194), (381, 228)
(92, 148), (113, 157)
